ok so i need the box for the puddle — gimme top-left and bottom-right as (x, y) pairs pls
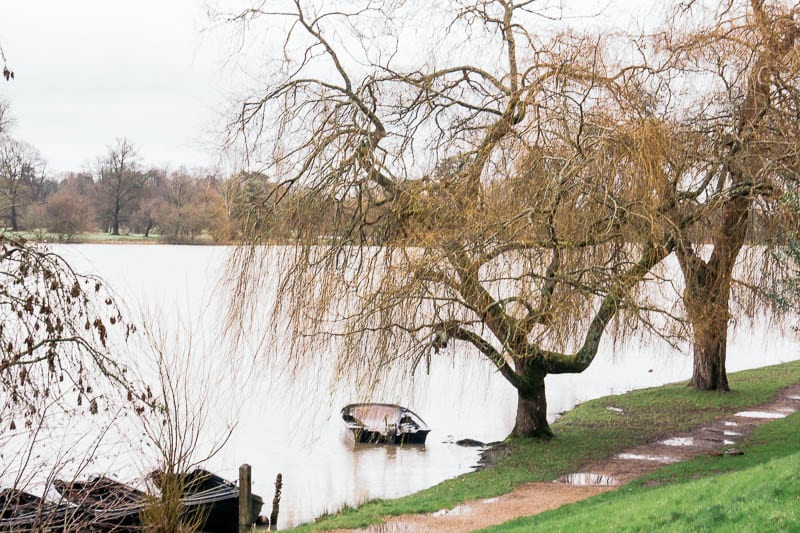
(431, 505), (472, 518)
(777, 408), (797, 414)
(616, 453), (679, 463)
(557, 473), (620, 486)
(480, 497), (500, 504)
(723, 439), (735, 445)
(660, 437), (694, 447)
(723, 431), (743, 437)
(723, 421), (739, 427)
(735, 411), (787, 419)
(364, 524), (419, 532)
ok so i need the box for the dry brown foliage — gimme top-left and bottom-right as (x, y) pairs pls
(222, 0), (800, 434)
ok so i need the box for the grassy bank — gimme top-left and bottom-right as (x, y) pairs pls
(480, 408), (800, 532)
(292, 360), (800, 532)
(4, 230), (217, 245)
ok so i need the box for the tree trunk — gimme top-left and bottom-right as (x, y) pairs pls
(688, 307), (730, 391)
(113, 197), (121, 235)
(510, 373), (552, 439)
(678, 189), (749, 393)
(10, 203), (17, 231)
(680, 249), (735, 392)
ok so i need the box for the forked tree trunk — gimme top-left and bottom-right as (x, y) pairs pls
(510, 371), (552, 439)
(679, 192), (749, 392)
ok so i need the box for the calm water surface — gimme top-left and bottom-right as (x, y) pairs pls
(24, 245), (799, 527)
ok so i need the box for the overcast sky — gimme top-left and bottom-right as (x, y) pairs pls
(0, 1), (243, 175)
(0, 1), (657, 177)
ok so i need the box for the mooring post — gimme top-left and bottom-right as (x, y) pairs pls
(270, 472), (282, 531)
(239, 464), (252, 533)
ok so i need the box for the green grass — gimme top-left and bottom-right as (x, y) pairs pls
(479, 411), (800, 532)
(291, 360), (800, 531)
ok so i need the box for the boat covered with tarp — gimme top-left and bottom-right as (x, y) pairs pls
(54, 476), (148, 532)
(0, 488), (88, 531)
(341, 403), (431, 444)
(29, 468), (265, 532)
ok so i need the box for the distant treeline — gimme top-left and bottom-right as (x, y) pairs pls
(0, 135), (786, 245)
(0, 137), (337, 244)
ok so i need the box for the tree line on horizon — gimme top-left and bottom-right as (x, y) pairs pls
(0, 128), (325, 243)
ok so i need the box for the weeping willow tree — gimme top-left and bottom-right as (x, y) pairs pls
(652, 0), (800, 391)
(223, 0), (688, 438)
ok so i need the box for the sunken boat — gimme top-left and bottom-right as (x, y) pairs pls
(341, 403), (431, 445)
(152, 469), (264, 533)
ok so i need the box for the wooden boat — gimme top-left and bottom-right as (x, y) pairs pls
(54, 477), (147, 532)
(0, 488), (87, 531)
(152, 469), (264, 533)
(341, 403), (431, 445)
(2, 473), (267, 531)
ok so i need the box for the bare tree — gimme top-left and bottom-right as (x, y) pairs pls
(222, 1), (681, 437)
(654, 0), (800, 390)
(0, 135), (46, 231)
(96, 139), (148, 236)
(0, 99), (13, 134)
(137, 328), (234, 532)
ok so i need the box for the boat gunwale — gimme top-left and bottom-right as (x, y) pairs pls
(340, 402), (430, 430)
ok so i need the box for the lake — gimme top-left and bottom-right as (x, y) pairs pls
(4, 244), (798, 529)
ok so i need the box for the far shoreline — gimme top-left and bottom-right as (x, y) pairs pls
(3, 230), (220, 246)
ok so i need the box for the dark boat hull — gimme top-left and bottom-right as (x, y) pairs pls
(351, 428), (430, 445)
(155, 469), (264, 533)
(182, 490), (264, 533)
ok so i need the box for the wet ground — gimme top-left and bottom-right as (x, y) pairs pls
(333, 383), (800, 533)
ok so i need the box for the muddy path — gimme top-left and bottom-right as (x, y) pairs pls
(332, 383), (800, 533)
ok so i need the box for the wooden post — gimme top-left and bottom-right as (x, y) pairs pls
(270, 473), (282, 530)
(239, 464), (252, 533)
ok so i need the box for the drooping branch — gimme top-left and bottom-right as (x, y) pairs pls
(445, 322), (524, 388)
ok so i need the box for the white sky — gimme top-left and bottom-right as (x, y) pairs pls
(0, 0), (241, 175)
(0, 0), (658, 177)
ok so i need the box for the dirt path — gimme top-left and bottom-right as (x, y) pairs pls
(334, 383), (800, 533)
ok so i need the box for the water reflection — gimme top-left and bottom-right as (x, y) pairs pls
(430, 504), (473, 517)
